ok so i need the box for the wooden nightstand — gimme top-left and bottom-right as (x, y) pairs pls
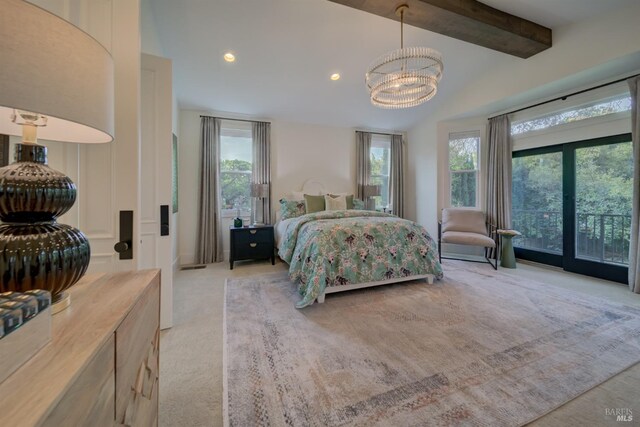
(229, 225), (275, 270)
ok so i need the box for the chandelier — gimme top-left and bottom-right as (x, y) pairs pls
(366, 4), (443, 109)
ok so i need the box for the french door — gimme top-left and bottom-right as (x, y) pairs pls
(512, 133), (632, 283)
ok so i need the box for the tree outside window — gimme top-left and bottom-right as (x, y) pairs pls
(370, 136), (391, 210)
(449, 132), (479, 207)
(220, 124), (252, 214)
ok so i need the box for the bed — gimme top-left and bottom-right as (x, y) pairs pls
(276, 181), (443, 308)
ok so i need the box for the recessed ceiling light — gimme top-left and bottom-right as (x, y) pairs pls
(223, 52), (235, 62)
(330, 73), (340, 81)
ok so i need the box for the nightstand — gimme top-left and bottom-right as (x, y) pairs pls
(229, 225), (275, 270)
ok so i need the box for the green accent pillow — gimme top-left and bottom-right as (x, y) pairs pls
(329, 194), (354, 209)
(304, 194), (325, 213)
(279, 199), (306, 220)
(353, 198), (365, 210)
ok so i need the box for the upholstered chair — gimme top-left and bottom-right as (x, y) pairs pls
(438, 208), (498, 269)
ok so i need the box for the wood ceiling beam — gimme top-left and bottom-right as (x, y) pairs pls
(328, 0), (552, 58)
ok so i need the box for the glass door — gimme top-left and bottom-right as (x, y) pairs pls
(563, 134), (632, 282)
(512, 133), (632, 283)
(512, 147), (563, 267)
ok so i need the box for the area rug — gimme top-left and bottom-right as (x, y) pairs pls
(223, 261), (640, 426)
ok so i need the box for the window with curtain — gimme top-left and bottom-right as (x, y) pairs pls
(220, 120), (253, 215)
(449, 131), (480, 207)
(370, 134), (391, 209)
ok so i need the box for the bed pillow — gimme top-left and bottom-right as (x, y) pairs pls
(325, 194), (347, 211)
(352, 198), (365, 210)
(279, 199), (306, 220)
(304, 194), (325, 213)
(328, 194), (354, 209)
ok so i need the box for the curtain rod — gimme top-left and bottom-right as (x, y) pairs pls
(356, 130), (401, 137)
(488, 73), (640, 121)
(200, 115), (271, 124)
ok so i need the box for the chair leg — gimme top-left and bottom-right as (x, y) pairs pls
(437, 222), (442, 263)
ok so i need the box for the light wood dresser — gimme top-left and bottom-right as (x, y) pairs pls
(0, 270), (161, 427)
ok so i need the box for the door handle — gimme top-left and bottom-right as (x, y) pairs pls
(160, 205), (169, 236)
(114, 241), (129, 253)
(117, 210), (133, 260)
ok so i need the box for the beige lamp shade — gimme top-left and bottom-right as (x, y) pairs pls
(251, 183), (270, 198)
(363, 184), (381, 198)
(0, 0), (114, 143)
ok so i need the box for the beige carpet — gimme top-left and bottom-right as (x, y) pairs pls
(224, 261), (640, 426)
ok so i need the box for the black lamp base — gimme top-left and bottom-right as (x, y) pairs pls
(0, 143), (90, 308)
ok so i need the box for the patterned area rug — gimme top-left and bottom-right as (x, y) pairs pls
(224, 262), (640, 426)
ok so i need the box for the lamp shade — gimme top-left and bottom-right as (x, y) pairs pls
(0, 0), (114, 143)
(250, 183), (269, 198)
(363, 184), (381, 198)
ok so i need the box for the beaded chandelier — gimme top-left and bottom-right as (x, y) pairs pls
(365, 4), (443, 109)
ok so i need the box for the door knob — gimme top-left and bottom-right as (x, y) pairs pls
(114, 241), (129, 253)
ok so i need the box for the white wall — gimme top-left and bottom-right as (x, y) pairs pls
(140, 0), (164, 57)
(178, 110), (357, 264)
(407, 1), (640, 233)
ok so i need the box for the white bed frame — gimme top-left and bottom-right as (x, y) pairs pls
(317, 274), (435, 303)
(288, 179), (437, 305)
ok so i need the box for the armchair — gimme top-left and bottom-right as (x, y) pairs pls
(438, 208), (498, 269)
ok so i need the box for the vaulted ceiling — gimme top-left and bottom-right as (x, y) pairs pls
(146, 0), (638, 131)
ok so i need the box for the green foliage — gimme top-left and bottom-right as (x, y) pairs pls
(370, 147), (390, 208)
(221, 159), (252, 210)
(512, 141), (632, 262)
(449, 138), (478, 171)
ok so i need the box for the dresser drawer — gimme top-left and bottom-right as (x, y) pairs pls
(234, 241), (273, 259)
(233, 228), (273, 244)
(115, 279), (160, 427)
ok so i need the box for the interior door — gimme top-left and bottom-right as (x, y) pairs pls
(141, 53), (174, 329)
(28, 0), (142, 273)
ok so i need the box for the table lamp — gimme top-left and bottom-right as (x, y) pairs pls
(250, 183), (269, 225)
(0, 0), (115, 312)
(362, 184), (381, 210)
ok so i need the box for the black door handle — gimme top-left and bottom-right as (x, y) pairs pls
(117, 210), (133, 260)
(114, 241), (129, 253)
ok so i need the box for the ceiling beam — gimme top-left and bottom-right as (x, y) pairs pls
(327, 0), (552, 58)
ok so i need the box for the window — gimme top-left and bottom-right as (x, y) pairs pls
(220, 121), (252, 214)
(370, 135), (391, 210)
(448, 132), (479, 207)
(511, 94), (631, 136)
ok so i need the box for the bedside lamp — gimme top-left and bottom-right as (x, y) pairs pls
(0, 0), (114, 312)
(250, 183), (269, 225)
(362, 184), (381, 210)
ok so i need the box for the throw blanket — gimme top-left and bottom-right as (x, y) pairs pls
(279, 210), (443, 308)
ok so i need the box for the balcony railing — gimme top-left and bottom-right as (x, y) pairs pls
(512, 210), (631, 266)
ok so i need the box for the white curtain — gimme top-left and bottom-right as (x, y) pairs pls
(389, 134), (405, 218)
(196, 116), (223, 263)
(252, 121), (271, 224)
(486, 115), (512, 256)
(628, 76), (640, 293)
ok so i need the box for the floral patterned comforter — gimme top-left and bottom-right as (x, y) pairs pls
(278, 210), (443, 308)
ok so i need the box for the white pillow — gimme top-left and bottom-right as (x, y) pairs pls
(325, 194), (347, 211)
(281, 191), (305, 201)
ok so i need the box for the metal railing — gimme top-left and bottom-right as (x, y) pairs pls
(512, 210), (631, 266)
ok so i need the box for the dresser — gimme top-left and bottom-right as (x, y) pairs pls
(0, 270), (161, 427)
(230, 225), (275, 269)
